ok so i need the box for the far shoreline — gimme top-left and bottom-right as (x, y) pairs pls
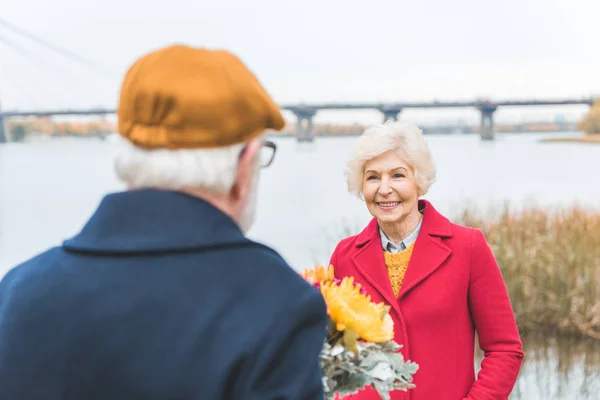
(540, 134), (600, 144)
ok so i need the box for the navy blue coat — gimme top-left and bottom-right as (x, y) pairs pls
(0, 189), (328, 400)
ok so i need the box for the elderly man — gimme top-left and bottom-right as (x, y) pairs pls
(0, 45), (328, 399)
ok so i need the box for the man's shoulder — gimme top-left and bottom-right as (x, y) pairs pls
(225, 239), (292, 275)
(199, 240), (326, 343)
(0, 247), (70, 311)
(1, 247), (65, 284)
(235, 240), (318, 296)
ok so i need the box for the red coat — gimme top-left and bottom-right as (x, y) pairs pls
(329, 200), (524, 400)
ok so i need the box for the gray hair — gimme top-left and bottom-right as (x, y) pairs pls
(345, 121), (436, 198)
(114, 136), (246, 194)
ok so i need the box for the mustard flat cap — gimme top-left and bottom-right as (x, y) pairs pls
(117, 45), (285, 149)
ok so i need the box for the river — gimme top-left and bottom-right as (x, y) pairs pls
(1, 132), (599, 398)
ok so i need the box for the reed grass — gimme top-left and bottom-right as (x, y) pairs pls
(456, 204), (600, 340)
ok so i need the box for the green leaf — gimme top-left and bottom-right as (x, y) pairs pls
(320, 339), (418, 400)
(342, 327), (360, 353)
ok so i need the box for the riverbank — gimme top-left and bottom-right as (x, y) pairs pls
(540, 133), (600, 144)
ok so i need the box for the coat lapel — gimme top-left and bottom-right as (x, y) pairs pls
(350, 219), (402, 318)
(399, 233), (451, 299)
(399, 200), (453, 299)
(352, 238), (401, 317)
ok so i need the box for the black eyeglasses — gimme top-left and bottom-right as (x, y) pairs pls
(239, 140), (277, 169)
(259, 140), (277, 168)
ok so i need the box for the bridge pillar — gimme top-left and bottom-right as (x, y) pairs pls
(477, 103), (497, 140)
(291, 108), (317, 142)
(379, 106), (403, 122)
(0, 104), (7, 144)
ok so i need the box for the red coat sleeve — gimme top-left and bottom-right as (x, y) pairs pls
(329, 242), (341, 276)
(464, 229), (525, 400)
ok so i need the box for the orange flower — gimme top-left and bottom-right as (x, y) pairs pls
(320, 276), (394, 343)
(301, 264), (335, 285)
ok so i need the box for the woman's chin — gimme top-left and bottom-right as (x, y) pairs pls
(376, 214), (401, 224)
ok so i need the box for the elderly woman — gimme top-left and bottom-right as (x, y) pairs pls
(329, 121), (524, 400)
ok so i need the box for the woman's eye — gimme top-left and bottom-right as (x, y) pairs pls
(366, 175), (378, 181)
(393, 173), (405, 178)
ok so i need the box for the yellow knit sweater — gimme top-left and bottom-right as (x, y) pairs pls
(383, 242), (415, 297)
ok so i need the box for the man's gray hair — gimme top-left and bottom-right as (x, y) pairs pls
(114, 136), (246, 195)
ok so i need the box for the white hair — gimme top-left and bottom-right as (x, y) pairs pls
(345, 121), (436, 198)
(113, 136), (246, 194)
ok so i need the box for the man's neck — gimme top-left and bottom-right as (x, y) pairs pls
(179, 187), (239, 225)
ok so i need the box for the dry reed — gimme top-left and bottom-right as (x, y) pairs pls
(456, 204), (600, 340)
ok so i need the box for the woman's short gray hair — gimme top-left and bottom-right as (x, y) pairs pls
(345, 121), (436, 198)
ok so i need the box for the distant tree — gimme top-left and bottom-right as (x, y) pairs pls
(578, 99), (600, 134)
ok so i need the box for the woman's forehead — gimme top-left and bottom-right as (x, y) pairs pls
(364, 151), (411, 171)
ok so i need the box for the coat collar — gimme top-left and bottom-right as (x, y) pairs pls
(351, 199), (453, 309)
(355, 199), (452, 247)
(63, 189), (249, 254)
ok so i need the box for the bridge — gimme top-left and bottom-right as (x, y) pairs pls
(284, 98), (595, 141)
(0, 97), (595, 144)
(0, 17), (595, 144)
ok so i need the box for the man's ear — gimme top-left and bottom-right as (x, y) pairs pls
(231, 139), (261, 201)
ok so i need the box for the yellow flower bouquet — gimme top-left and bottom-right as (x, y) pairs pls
(301, 265), (418, 400)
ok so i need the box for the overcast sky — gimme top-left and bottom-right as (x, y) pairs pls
(1, 0), (599, 124)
